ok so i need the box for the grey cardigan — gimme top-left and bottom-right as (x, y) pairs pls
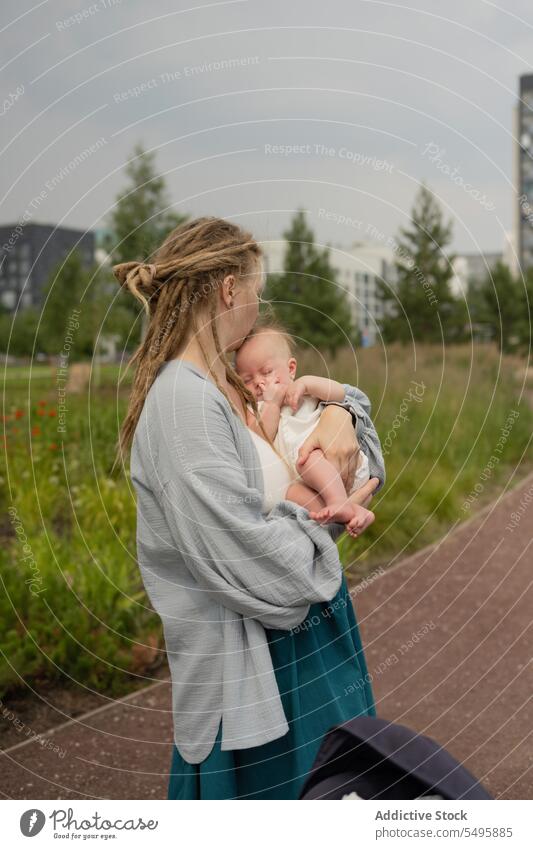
(129, 358), (385, 764)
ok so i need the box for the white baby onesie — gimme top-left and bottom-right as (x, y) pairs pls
(249, 395), (370, 512)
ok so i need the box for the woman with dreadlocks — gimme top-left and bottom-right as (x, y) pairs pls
(113, 216), (385, 800)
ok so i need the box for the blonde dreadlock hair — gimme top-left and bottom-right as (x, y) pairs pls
(112, 216), (287, 474)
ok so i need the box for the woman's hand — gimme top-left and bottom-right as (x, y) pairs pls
(349, 477), (381, 508)
(296, 404), (361, 491)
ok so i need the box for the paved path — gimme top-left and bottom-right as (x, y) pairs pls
(355, 469), (533, 801)
(1, 471), (532, 799)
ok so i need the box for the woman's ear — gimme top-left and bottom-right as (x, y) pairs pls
(221, 273), (236, 308)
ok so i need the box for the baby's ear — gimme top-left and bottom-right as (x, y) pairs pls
(288, 357), (297, 378)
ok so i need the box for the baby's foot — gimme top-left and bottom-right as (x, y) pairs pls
(308, 500), (357, 525)
(345, 507), (375, 538)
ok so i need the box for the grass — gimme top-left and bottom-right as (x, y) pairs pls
(0, 364), (159, 699)
(0, 344), (532, 698)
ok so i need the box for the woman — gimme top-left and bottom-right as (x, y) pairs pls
(113, 216), (385, 800)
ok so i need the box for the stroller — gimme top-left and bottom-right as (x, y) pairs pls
(299, 716), (493, 800)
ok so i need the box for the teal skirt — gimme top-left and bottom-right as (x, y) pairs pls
(167, 572), (376, 800)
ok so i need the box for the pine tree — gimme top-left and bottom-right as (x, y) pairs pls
(475, 261), (525, 353)
(377, 183), (463, 344)
(104, 143), (188, 346)
(105, 143), (187, 264)
(265, 210), (356, 356)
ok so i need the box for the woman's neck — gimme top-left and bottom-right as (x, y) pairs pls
(172, 337), (228, 387)
(172, 333), (247, 424)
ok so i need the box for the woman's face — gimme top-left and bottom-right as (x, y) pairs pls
(224, 258), (265, 352)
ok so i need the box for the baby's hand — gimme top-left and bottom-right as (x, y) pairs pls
(284, 377), (307, 412)
(262, 380), (288, 406)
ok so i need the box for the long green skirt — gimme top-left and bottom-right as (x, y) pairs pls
(167, 572), (376, 800)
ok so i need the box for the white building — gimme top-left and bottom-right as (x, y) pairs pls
(260, 239), (397, 346)
(450, 251), (503, 297)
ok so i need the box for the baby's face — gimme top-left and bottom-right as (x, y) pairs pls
(235, 331), (297, 401)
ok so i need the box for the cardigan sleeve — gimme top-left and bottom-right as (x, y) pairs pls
(319, 382), (386, 493)
(145, 389), (343, 631)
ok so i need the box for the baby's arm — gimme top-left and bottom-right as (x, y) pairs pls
(246, 382), (287, 441)
(284, 374), (345, 411)
(246, 399), (282, 441)
(301, 375), (345, 402)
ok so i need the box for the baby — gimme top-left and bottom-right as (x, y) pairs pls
(234, 321), (374, 538)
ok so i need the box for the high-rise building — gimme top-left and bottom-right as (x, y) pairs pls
(515, 73), (533, 274)
(0, 223), (94, 311)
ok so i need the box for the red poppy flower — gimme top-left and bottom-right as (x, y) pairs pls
(49, 443), (58, 451)
(14, 410), (24, 419)
(31, 426), (41, 437)
(48, 410), (57, 418)
(36, 409), (46, 416)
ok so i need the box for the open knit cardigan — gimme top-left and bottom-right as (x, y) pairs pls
(130, 358), (385, 764)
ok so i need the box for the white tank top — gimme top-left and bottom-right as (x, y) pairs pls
(246, 428), (294, 513)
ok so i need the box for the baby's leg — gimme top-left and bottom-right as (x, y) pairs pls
(284, 480), (326, 513)
(297, 448), (359, 524)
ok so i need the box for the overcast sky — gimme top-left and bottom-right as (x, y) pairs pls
(1, 0), (532, 257)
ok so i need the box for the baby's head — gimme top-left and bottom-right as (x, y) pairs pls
(235, 317), (297, 401)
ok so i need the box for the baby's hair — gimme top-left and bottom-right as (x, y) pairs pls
(239, 312), (297, 359)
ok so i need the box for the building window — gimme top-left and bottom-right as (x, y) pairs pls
(1, 290), (16, 309)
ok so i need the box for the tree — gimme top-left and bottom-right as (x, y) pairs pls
(103, 143), (188, 348)
(475, 261), (530, 353)
(377, 183), (464, 344)
(105, 143), (188, 265)
(38, 251), (111, 359)
(265, 210), (357, 356)
(0, 308), (40, 357)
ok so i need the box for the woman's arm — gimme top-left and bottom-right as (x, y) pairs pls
(132, 387), (343, 632)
